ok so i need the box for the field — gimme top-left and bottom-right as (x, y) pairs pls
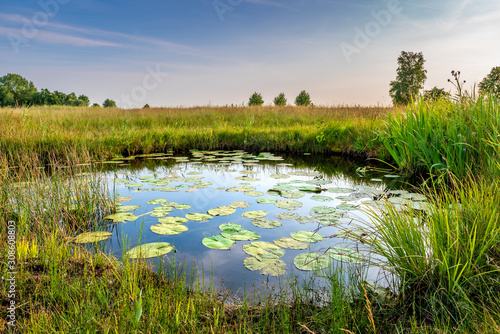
(1, 98), (500, 333)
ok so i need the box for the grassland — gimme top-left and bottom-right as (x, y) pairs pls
(1, 98), (500, 333)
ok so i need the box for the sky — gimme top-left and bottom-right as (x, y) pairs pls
(0, 0), (499, 108)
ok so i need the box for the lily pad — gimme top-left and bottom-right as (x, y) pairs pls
(256, 198), (277, 204)
(125, 183), (143, 188)
(311, 195), (334, 202)
(150, 212), (170, 218)
(116, 196), (132, 202)
(293, 252), (332, 271)
(104, 212), (139, 223)
(115, 205), (141, 212)
(221, 229), (260, 241)
(244, 191), (265, 197)
(74, 231), (112, 244)
(281, 191), (305, 199)
(159, 217), (188, 224)
(335, 196), (358, 201)
(185, 213), (213, 221)
(173, 204), (191, 210)
(274, 237), (309, 250)
(219, 223), (242, 231)
(126, 242), (174, 259)
(202, 235), (236, 250)
(269, 174), (290, 179)
(208, 206), (236, 216)
(335, 228), (370, 242)
(275, 200), (303, 210)
(227, 186), (255, 192)
(336, 203), (358, 211)
(229, 201), (251, 209)
(243, 257), (286, 276)
(243, 241), (285, 260)
(272, 184), (297, 191)
(295, 215), (316, 224)
(326, 187), (353, 193)
(327, 247), (366, 264)
(242, 210), (268, 219)
(275, 212), (300, 220)
(157, 187), (180, 192)
(150, 223), (188, 235)
(402, 193), (427, 201)
(147, 198), (169, 205)
(296, 185), (321, 193)
(251, 218), (282, 229)
(290, 231), (324, 243)
(310, 206), (336, 215)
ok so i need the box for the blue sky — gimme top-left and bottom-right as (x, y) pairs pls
(1, 0), (499, 107)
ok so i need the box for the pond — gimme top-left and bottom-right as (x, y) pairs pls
(83, 150), (422, 296)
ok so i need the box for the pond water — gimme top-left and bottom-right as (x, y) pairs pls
(91, 151), (418, 296)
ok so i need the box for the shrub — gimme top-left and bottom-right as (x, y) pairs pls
(103, 99), (117, 108)
(248, 92), (264, 106)
(273, 93), (287, 106)
(295, 90), (311, 106)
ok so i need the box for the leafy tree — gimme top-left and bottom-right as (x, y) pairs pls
(295, 90), (311, 106)
(479, 66), (500, 98)
(273, 93), (287, 106)
(143, 104), (150, 108)
(103, 99), (117, 108)
(0, 73), (37, 106)
(91, 103), (100, 108)
(389, 51), (427, 106)
(248, 92), (264, 106)
(78, 94), (90, 107)
(423, 87), (449, 102)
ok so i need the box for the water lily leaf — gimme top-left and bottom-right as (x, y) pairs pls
(317, 216), (342, 226)
(243, 257), (286, 276)
(296, 185), (321, 193)
(327, 247), (366, 264)
(208, 206), (236, 216)
(273, 237), (309, 249)
(269, 174), (290, 179)
(272, 184), (297, 191)
(159, 217), (188, 224)
(202, 235), (236, 250)
(242, 210), (267, 218)
(256, 198), (277, 204)
(219, 223), (242, 231)
(281, 191), (305, 199)
(266, 190), (281, 196)
(227, 186), (255, 192)
(221, 229), (260, 241)
(335, 228), (370, 242)
(387, 189), (409, 196)
(105, 213), (139, 223)
(295, 215), (316, 224)
(326, 187), (354, 193)
(402, 193), (427, 201)
(156, 187), (180, 192)
(310, 206), (336, 215)
(311, 195), (334, 202)
(275, 200), (303, 210)
(336, 203), (358, 211)
(125, 183), (143, 188)
(174, 204), (191, 210)
(244, 191), (265, 197)
(74, 231), (112, 244)
(116, 205), (141, 212)
(235, 176), (259, 181)
(243, 241), (285, 260)
(153, 206), (174, 212)
(275, 212), (300, 220)
(251, 218), (282, 229)
(290, 231), (324, 243)
(229, 201), (251, 209)
(150, 223), (188, 235)
(185, 213), (213, 221)
(116, 196), (132, 202)
(294, 252), (332, 271)
(147, 198), (169, 205)
(335, 196), (357, 201)
(150, 212), (169, 218)
(388, 197), (407, 205)
(126, 242), (174, 259)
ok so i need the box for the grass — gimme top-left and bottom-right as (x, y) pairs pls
(0, 105), (394, 166)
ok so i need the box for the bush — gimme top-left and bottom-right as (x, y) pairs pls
(248, 92), (264, 106)
(273, 93), (287, 106)
(143, 104), (150, 108)
(295, 90), (311, 106)
(102, 99), (117, 108)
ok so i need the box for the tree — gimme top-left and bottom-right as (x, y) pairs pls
(248, 92), (264, 106)
(103, 99), (117, 108)
(479, 66), (500, 98)
(273, 93), (287, 106)
(143, 104), (150, 108)
(295, 90), (311, 106)
(0, 73), (37, 106)
(78, 94), (90, 107)
(423, 87), (449, 102)
(389, 51), (427, 106)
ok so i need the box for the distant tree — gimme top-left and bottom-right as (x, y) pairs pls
(248, 92), (264, 106)
(389, 51), (427, 106)
(103, 99), (117, 108)
(78, 94), (90, 107)
(423, 87), (449, 102)
(295, 90), (311, 106)
(479, 66), (500, 98)
(0, 73), (37, 106)
(143, 103), (150, 108)
(273, 93), (287, 106)
(91, 103), (100, 108)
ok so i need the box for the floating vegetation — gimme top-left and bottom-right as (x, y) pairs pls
(208, 206), (236, 216)
(116, 196), (132, 202)
(159, 217), (188, 224)
(293, 252), (331, 271)
(256, 198), (277, 204)
(126, 242), (174, 259)
(275, 200), (303, 210)
(273, 237), (309, 250)
(251, 218), (282, 229)
(243, 257), (286, 276)
(74, 231), (112, 244)
(185, 213), (213, 221)
(290, 231), (324, 243)
(242, 210), (268, 218)
(243, 241), (285, 260)
(116, 205), (141, 212)
(220, 229), (260, 241)
(147, 198), (169, 205)
(310, 195), (334, 202)
(280, 191), (305, 199)
(310, 206), (336, 215)
(275, 212), (300, 220)
(229, 201), (251, 209)
(150, 223), (188, 235)
(104, 212), (139, 223)
(327, 247), (366, 264)
(202, 235), (236, 250)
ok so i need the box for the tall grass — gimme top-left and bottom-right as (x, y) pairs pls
(365, 176), (500, 330)
(379, 95), (500, 178)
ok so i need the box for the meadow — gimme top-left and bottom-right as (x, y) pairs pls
(1, 97), (500, 333)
